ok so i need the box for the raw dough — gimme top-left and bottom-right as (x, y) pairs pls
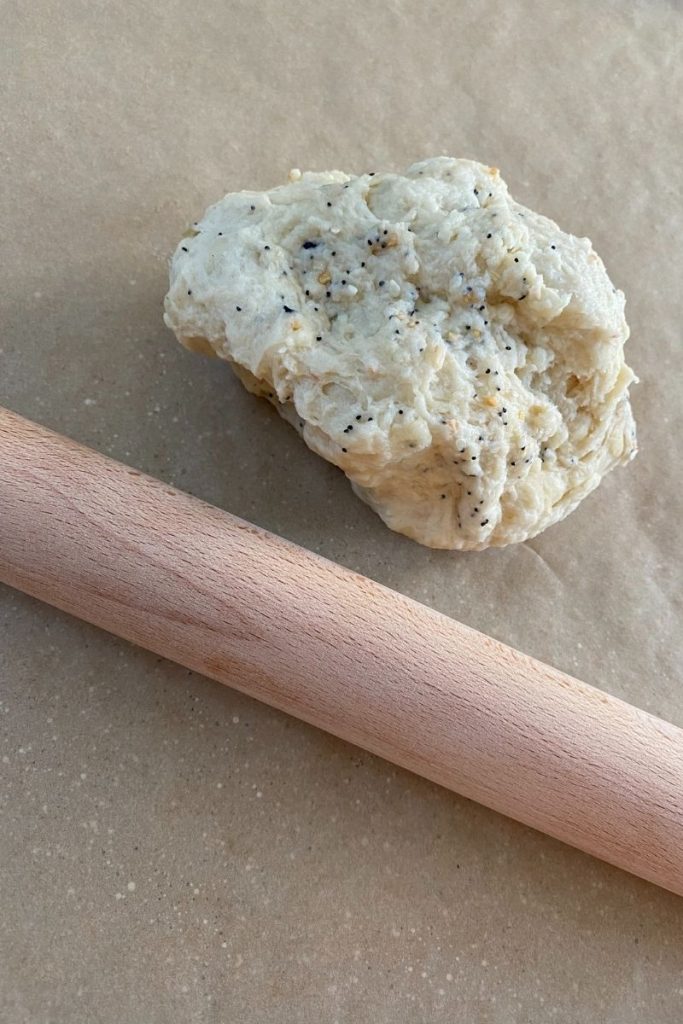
(164, 158), (637, 550)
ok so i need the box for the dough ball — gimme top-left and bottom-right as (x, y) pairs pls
(164, 158), (637, 550)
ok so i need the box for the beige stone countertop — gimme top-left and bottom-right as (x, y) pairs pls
(2, 1), (682, 1021)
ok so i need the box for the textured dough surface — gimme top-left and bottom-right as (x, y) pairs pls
(164, 158), (636, 550)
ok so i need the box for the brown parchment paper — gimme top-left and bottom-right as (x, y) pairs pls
(1, 1), (682, 1021)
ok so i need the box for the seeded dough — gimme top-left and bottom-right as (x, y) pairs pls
(164, 158), (637, 550)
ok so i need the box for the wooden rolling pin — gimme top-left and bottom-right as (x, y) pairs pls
(1, 404), (682, 894)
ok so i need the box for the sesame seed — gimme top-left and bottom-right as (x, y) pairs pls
(181, 246), (188, 252)
(236, 305), (242, 311)
(283, 305), (295, 313)
(187, 289), (192, 295)
(481, 519), (489, 526)
(316, 335), (322, 341)
(327, 202), (332, 207)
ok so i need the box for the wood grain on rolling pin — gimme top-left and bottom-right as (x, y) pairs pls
(1, 405), (681, 895)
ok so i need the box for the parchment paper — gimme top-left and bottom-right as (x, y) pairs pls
(1, 1), (682, 1021)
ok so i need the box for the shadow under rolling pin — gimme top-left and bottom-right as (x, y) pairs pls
(0, 405), (681, 895)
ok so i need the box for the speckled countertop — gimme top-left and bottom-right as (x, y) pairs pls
(2, 2), (683, 1021)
